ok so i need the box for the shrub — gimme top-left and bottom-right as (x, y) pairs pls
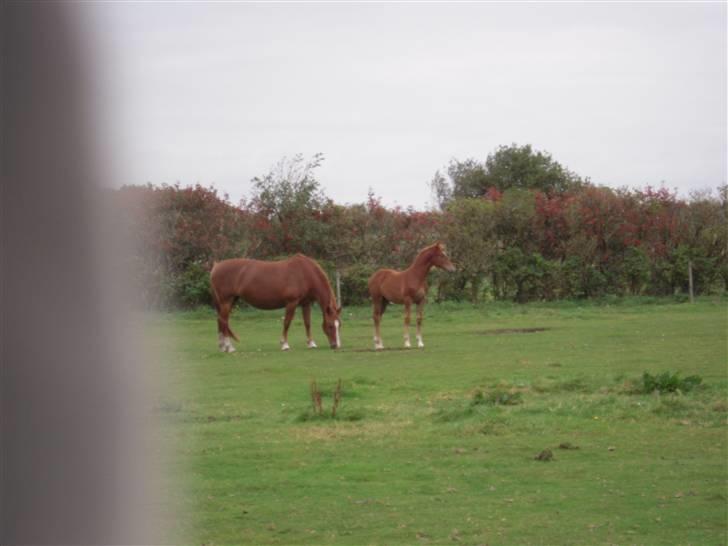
(493, 249), (560, 302)
(340, 264), (375, 306)
(639, 371), (703, 394)
(620, 246), (651, 295)
(172, 262), (212, 308)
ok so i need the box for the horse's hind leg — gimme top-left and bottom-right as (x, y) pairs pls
(372, 297), (385, 350)
(217, 298), (236, 353)
(415, 300), (425, 348)
(403, 299), (412, 348)
(217, 317), (226, 351)
(302, 303), (317, 348)
(280, 302), (297, 351)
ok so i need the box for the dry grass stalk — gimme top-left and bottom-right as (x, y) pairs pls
(310, 379), (323, 415)
(331, 379), (342, 417)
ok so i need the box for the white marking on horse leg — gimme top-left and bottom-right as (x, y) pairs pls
(374, 337), (384, 350)
(281, 341), (290, 351)
(404, 336), (411, 349)
(335, 319), (341, 348)
(224, 337), (236, 353)
(307, 339), (317, 348)
(218, 333), (226, 351)
(417, 335), (424, 348)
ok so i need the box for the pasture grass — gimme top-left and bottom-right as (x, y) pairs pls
(152, 297), (728, 545)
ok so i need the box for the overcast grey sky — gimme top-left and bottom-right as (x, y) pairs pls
(84, 2), (726, 209)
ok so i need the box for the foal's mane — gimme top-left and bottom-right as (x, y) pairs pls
(415, 242), (440, 262)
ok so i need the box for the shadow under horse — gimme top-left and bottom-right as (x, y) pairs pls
(368, 242), (456, 350)
(210, 254), (342, 353)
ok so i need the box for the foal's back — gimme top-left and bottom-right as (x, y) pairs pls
(368, 268), (408, 304)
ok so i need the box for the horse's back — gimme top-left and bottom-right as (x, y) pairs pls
(211, 256), (320, 309)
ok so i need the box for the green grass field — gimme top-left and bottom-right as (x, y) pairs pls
(153, 298), (727, 545)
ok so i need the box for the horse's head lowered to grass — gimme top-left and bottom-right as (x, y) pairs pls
(322, 304), (343, 349)
(210, 254), (343, 352)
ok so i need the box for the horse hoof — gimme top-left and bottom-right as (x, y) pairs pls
(418, 342), (425, 348)
(281, 343), (290, 351)
(374, 344), (384, 351)
(225, 345), (236, 353)
(404, 340), (411, 349)
(307, 340), (317, 349)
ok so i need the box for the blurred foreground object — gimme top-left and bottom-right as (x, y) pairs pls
(2, 3), (162, 543)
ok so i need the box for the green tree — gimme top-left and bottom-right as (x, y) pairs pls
(484, 144), (584, 193)
(442, 198), (497, 302)
(431, 144), (584, 207)
(249, 153), (331, 257)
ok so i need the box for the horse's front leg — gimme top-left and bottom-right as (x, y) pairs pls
(302, 303), (317, 348)
(403, 299), (412, 348)
(280, 303), (297, 351)
(416, 299), (425, 348)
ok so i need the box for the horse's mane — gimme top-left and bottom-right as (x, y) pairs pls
(297, 254), (338, 307)
(414, 242), (440, 262)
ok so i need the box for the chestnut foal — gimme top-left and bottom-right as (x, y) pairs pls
(367, 242), (455, 350)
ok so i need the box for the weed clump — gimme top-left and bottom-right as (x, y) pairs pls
(534, 449), (553, 461)
(471, 389), (523, 407)
(294, 379), (351, 422)
(638, 371), (703, 394)
(433, 389), (522, 423)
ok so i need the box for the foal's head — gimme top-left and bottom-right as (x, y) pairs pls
(430, 242), (456, 272)
(322, 304), (342, 349)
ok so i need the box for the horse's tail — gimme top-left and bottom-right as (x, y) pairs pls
(210, 266), (239, 342)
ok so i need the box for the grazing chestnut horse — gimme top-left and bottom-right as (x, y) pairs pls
(368, 242), (455, 350)
(210, 254), (342, 353)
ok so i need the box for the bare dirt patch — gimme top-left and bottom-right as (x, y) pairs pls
(481, 327), (550, 335)
(348, 347), (414, 353)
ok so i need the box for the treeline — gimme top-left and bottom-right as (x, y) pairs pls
(112, 147), (727, 308)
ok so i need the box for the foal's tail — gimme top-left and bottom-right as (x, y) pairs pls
(210, 269), (239, 342)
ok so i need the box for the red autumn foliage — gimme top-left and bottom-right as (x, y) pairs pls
(110, 181), (726, 307)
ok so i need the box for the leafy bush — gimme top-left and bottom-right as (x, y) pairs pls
(171, 262), (212, 308)
(340, 264), (375, 306)
(111, 157), (726, 308)
(493, 249), (562, 302)
(620, 246), (651, 295)
(639, 371), (703, 394)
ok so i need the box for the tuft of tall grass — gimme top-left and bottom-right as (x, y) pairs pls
(636, 371), (703, 394)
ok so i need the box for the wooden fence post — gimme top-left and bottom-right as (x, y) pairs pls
(335, 269), (341, 305)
